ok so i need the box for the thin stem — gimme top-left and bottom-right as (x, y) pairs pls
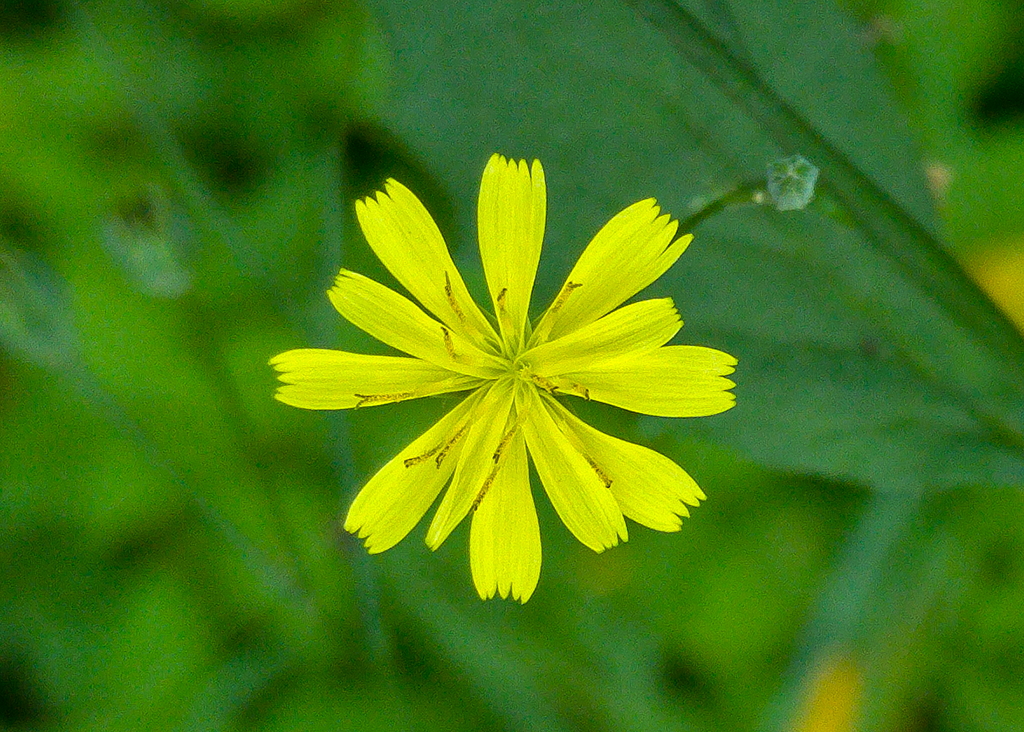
(677, 180), (765, 233)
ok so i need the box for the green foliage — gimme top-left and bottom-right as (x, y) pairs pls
(845, 0), (1024, 249)
(369, 0), (1024, 491)
(0, 244), (79, 369)
(2, 0), (1024, 730)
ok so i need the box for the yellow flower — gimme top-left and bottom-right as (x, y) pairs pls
(271, 154), (737, 603)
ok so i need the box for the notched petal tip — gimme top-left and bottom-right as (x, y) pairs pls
(358, 178), (403, 205)
(473, 572), (539, 604)
(343, 520), (382, 553)
(472, 576), (531, 603)
(705, 391), (738, 417)
(513, 584), (536, 603)
(686, 485), (708, 505)
(485, 152), (543, 181)
(326, 270), (355, 304)
(362, 539), (391, 556)
(353, 188), (388, 225)
(508, 583), (537, 604)
(331, 268), (357, 284)
(271, 389), (292, 404)
(706, 349), (739, 371)
(671, 231), (694, 254)
(594, 526), (628, 553)
(635, 197), (659, 212)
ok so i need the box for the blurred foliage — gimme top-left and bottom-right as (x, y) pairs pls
(2, 1), (1024, 731)
(843, 0), (1024, 250)
(840, 0), (1024, 399)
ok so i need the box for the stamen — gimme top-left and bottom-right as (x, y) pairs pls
(540, 391), (612, 490)
(491, 409), (525, 462)
(403, 423), (469, 469)
(403, 445), (440, 468)
(493, 428), (515, 462)
(444, 272), (466, 322)
(434, 424), (469, 468)
(563, 381), (590, 400)
(441, 325), (458, 359)
(527, 374), (588, 399)
(471, 465), (500, 511)
(354, 391), (416, 408)
(585, 455), (613, 489)
(531, 281), (582, 344)
(474, 408), (526, 509)
(530, 374), (559, 394)
(494, 287), (516, 343)
(547, 281), (582, 319)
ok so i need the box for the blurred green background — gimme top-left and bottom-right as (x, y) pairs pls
(3, 0), (1024, 730)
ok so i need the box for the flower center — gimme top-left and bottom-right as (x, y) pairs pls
(510, 356), (531, 379)
(507, 355), (590, 400)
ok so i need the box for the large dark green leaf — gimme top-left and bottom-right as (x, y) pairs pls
(359, 0), (1024, 490)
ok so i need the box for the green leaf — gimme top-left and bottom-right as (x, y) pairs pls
(360, 0), (1024, 490)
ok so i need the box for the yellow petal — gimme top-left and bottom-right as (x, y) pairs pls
(425, 379), (517, 550)
(523, 298), (680, 377)
(343, 390), (484, 553)
(564, 345), (737, 417)
(531, 199), (689, 344)
(520, 388), (627, 552)
(550, 401), (705, 531)
(328, 270), (504, 379)
(270, 349), (480, 410)
(355, 179), (496, 348)
(477, 154), (545, 352)
(469, 431), (541, 602)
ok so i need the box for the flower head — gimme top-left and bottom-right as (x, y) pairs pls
(271, 154), (737, 602)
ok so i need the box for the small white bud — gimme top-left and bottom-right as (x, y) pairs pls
(766, 155), (820, 211)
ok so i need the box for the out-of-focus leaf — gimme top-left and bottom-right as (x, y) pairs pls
(850, 0), (1024, 249)
(102, 186), (194, 299)
(0, 243), (79, 370)
(359, 0), (1024, 490)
